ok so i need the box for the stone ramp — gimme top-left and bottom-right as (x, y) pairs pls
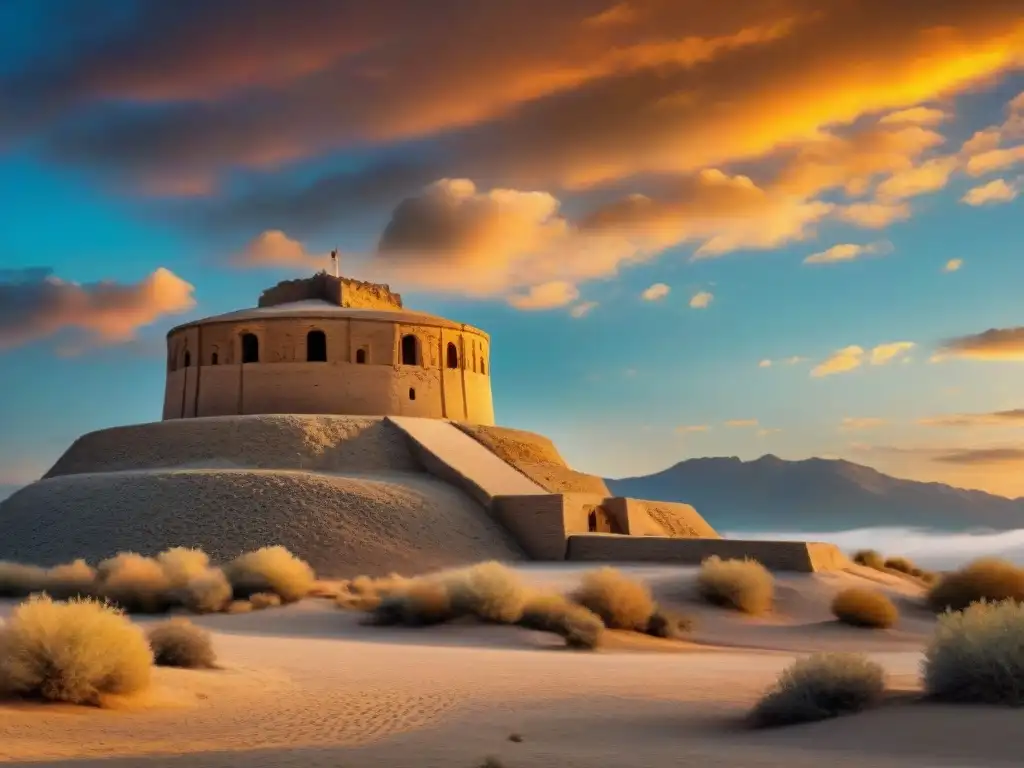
(387, 417), (545, 507)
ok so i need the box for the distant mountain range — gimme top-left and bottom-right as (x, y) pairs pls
(606, 455), (1024, 532)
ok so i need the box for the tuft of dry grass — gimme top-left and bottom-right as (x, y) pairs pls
(644, 609), (695, 640)
(147, 618), (217, 669)
(571, 567), (656, 631)
(516, 593), (604, 649)
(368, 580), (458, 627)
(44, 560), (98, 600)
(225, 600), (254, 614)
(926, 557), (1024, 613)
(750, 652), (885, 727)
(697, 557), (774, 615)
(923, 599), (1024, 705)
(831, 588), (899, 629)
(0, 595), (152, 705)
(181, 568), (233, 614)
(441, 562), (529, 624)
(852, 549), (886, 570)
(156, 547), (211, 588)
(224, 546), (316, 603)
(883, 556), (915, 574)
(96, 553), (174, 614)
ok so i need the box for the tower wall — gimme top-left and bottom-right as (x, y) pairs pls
(162, 315), (494, 424)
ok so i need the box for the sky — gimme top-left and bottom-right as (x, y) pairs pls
(1, 0), (1024, 498)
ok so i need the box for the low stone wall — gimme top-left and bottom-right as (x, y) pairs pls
(564, 535), (849, 573)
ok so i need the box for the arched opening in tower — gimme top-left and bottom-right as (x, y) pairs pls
(401, 334), (420, 366)
(446, 342), (459, 369)
(183, 351), (191, 368)
(307, 330), (327, 362)
(241, 333), (260, 364)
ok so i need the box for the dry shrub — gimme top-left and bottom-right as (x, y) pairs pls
(225, 546), (315, 603)
(924, 599), (1024, 705)
(831, 588), (898, 629)
(750, 653), (885, 727)
(44, 559), (98, 599)
(250, 592), (283, 610)
(147, 618), (217, 669)
(225, 600), (253, 614)
(852, 549), (885, 570)
(156, 547), (211, 586)
(369, 581), (458, 627)
(96, 553), (174, 613)
(0, 562), (49, 598)
(182, 568), (233, 614)
(336, 574), (411, 611)
(645, 609), (695, 640)
(571, 567), (656, 631)
(926, 557), (1024, 613)
(0, 595), (152, 705)
(442, 562), (528, 624)
(516, 593), (604, 649)
(697, 557), (774, 615)
(883, 556), (915, 574)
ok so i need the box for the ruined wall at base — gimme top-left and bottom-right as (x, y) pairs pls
(564, 535), (849, 573)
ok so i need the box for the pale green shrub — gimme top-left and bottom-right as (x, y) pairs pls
(923, 599), (1024, 705)
(0, 595), (152, 705)
(751, 653), (885, 727)
(697, 557), (774, 614)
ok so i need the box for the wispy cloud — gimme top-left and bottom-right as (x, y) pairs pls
(811, 342), (914, 377)
(569, 300), (598, 318)
(934, 447), (1024, 465)
(943, 258), (963, 273)
(508, 280), (580, 310)
(725, 419), (759, 428)
(840, 416), (887, 431)
(689, 290), (714, 309)
(919, 409), (1024, 428)
(803, 240), (893, 265)
(676, 424), (711, 434)
(936, 327), (1024, 362)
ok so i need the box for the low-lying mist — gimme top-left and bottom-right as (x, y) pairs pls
(727, 528), (1024, 570)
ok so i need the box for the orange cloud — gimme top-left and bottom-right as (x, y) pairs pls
(870, 341), (915, 365)
(937, 327), (1024, 361)
(943, 258), (964, 272)
(841, 417), (887, 431)
(961, 178), (1020, 205)
(875, 155), (960, 202)
(0, 267), (195, 351)
(9, 2), (1023, 199)
(725, 419), (759, 428)
(836, 202), (912, 228)
(878, 106), (949, 126)
(919, 409), (1024, 427)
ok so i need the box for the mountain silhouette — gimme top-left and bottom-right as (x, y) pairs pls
(606, 455), (1024, 532)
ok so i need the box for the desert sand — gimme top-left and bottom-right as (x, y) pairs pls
(2, 563), (1016, 768)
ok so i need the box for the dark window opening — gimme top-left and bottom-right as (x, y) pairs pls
(211, 352), (219, 365)
(401, 334), (419, 365)
(481, 358), (487, 375)
(446, 342), (459, 369)
(409, 387), (416, 401)
(241, 333), (259, 364)
(307, 330), (327, 362)
(183, 351), (191, 368)
(355, 348), (367, 364)
(587, 509), (597, 533)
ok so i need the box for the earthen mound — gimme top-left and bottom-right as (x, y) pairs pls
(0, 468), (524, 576)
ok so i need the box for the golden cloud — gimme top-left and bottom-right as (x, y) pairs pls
(641, 283), (671, 301)
(803, 241), (892, 265)
(878, 106), (949, 126)
(943, 258), (964, 272)
(836, 202), (912, 228)
(840, 416), (887, 431)
(811, 341), (913, 377)
(870, 341), (915, 365)
(689, 290), (714, 309)
(725, 419), (759, 428)
(233, 230), (328, 267)
(569, 300), (598, 318)
(961, 178), (1020, 206)
(507, 281), (580, 310)
(0, 267), (195, 351)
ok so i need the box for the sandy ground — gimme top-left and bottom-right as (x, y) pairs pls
(2, 563), (1017, 768)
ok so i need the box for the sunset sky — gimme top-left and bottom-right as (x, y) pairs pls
(2, 1), (1024, 498)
